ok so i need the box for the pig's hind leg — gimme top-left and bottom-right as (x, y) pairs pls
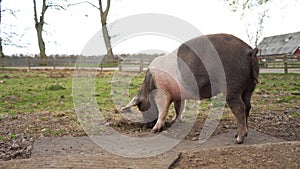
(172, 100), (185, 123)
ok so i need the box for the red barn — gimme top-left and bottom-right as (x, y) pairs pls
(258, 31), (300, 60)
(295, 47), (300, 55)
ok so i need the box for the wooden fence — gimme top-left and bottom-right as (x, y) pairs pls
(2, 54), (299, 73)
(118, 56), (156, 72)
(259, 54), (300, 73)
(0, 56), (158, 72)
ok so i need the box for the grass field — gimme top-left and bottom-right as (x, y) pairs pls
(0, 69), (299, 138)
(254, 73), (300, 110)
(0, 70), (135, 116)
(0, 69), (300, 161)
(1, 70), (299, 113)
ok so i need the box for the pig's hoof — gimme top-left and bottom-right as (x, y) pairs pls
(151, 128), (157, 133)
(235, 132), (248, 138)
(151, 125), (163, 133)
(172, 117), (182, 123)
(234, 136), (244, 144)
(151, 127), (162, 133)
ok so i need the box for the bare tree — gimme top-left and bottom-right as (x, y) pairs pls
(224, 0), (297, 47)
(224, 0), (271, 12)
(0, 0), (18, 66)
(69, 0), (114, 62)
(0, 0), (4, 58)
(0, 1), (24, 60)
(245, 10), (267, 47)
(99, 0), (114, 62)
(224, 0), (271, 47)
(33, 0), (47, 65)
(33, 0), (65, 65)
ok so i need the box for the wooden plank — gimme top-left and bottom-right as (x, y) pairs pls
(0, 151), (177, 169)
(1, 141), (299, 169)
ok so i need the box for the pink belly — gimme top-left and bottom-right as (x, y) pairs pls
(153, 70), (194, 100)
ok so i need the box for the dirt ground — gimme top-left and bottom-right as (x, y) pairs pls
(171, 141), (300, 169)
(0, 69), (300, 168)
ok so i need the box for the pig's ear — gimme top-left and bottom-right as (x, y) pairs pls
(121, 96), (139, 110)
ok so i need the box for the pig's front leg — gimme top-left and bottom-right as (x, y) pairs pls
(151, 90), (172, 133)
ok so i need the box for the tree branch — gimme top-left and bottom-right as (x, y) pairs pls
(33, 0), (38, 24)
(242, 0), (251, 10)
(68, 1), (99, 9)
(48, 4), (66, 10)
(2, 9), (19, 17)
(99, 0), (110, 24)
(39, 0), (48, 26)
(99, 0), (104, 15)
(104, 0), (111, 15)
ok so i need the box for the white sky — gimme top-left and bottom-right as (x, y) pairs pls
(1, 0), (300, 55)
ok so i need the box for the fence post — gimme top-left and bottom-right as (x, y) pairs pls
(139, 57), (144, 72)
(53, 56), (56, 70)
(27, 58), (31, 72)
(284, 54), (288, 74)
(264, 56), (267, 68)
(0, 57), (3, 68)
(118, 59), (122, 71)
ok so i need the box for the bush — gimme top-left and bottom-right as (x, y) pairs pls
(47, 84), (66, 91)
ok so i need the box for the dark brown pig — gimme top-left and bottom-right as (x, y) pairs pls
(123, 34), (259, 144)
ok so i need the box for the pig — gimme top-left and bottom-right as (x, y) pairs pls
(123, 34), (259, 144)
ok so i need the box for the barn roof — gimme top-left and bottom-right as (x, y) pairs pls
(257, 31), (300, 56)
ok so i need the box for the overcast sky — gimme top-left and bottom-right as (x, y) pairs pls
(2, 0), (300, 55)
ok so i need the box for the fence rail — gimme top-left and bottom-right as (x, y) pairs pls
(118, 56), (156, 72)
(0, 56), (79, 68)
(2, 55), (299, 73)
(0, 56), (158, 72)
(259, 54), (300, 73)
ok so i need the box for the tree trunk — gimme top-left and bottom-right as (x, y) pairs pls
(99, 0), (114, 62)
(0, 0), (4, 58)
(33, 0), (47, 66)
(0, 38), (3, 67)
(0, 38), (4, 58)
(35, 24), (47, 65)
(102, 23), (114, 62)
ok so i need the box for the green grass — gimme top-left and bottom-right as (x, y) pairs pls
(256, 73), (300, 93)
(95, 75), (116, 111)
(0, 70), (145, 117)
(289, 112), (299, 118)
(0, 136), (6, 141)
(65, 62), (119, 68)
(0, 70), (299, 119)
(100, 62), (119, 68)
(0, 75), (73, 115)
(254, 73), (300, 110)
(9, 133), (17, 139)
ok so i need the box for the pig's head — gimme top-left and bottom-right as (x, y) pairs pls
(122, 70), (158, 125)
